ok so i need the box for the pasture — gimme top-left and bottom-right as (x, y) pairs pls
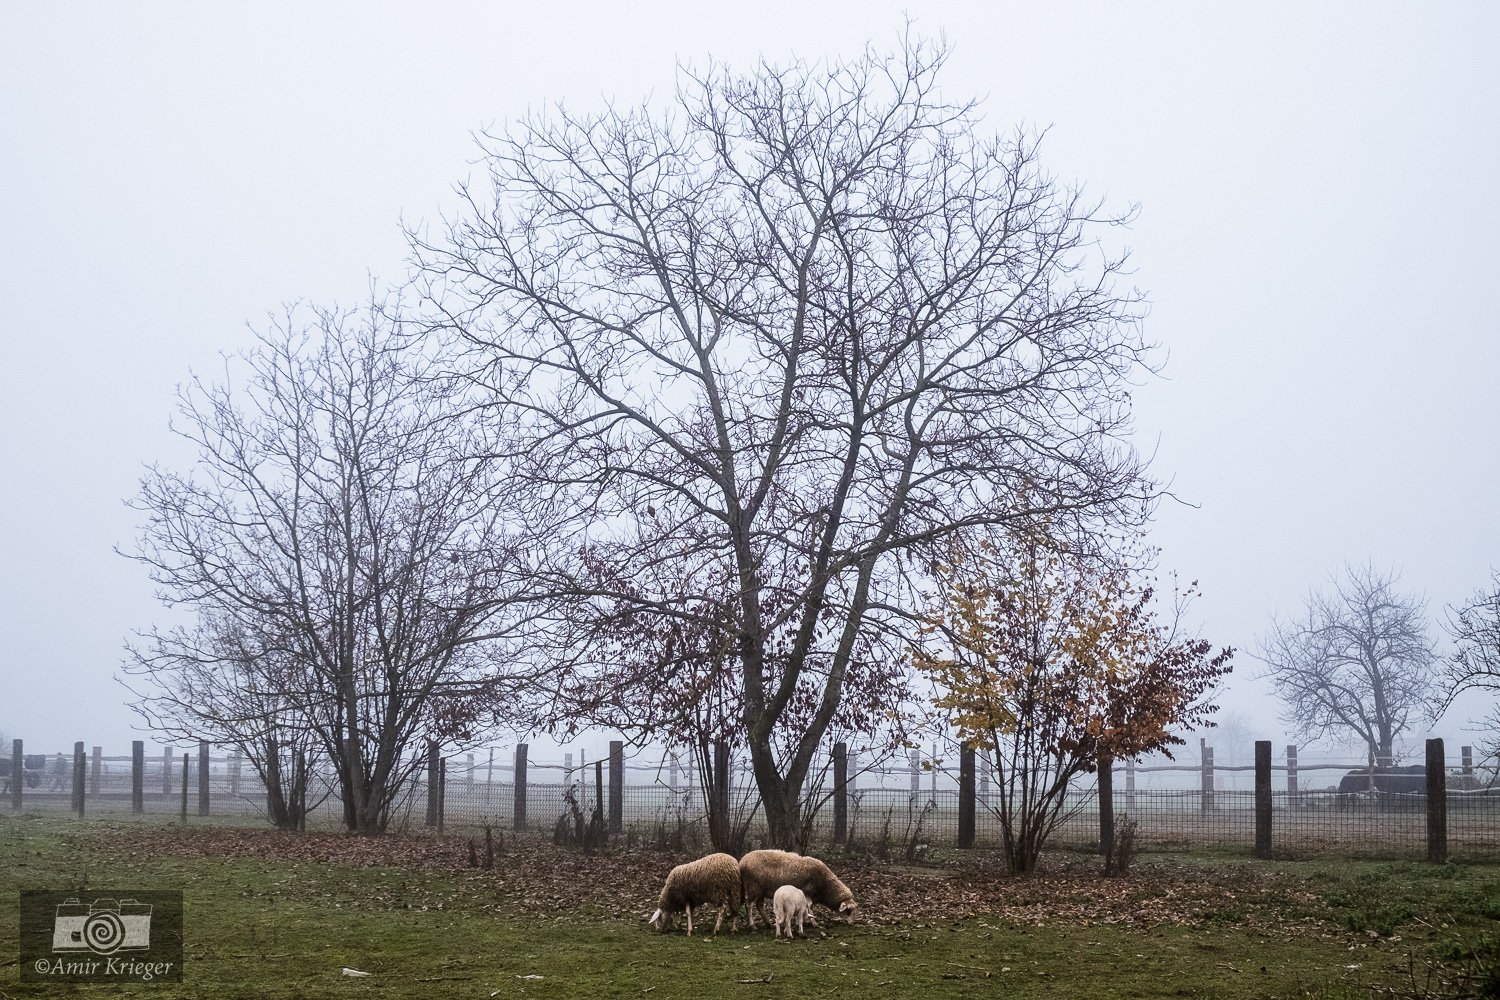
(1, 814), (1497, 999)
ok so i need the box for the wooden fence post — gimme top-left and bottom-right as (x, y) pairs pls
(593, 760), (605, 821)
(72, 742), (86, 818)
(229, 752), (241, 797)
(1426, 738), (1447, 864)
(1200, 743), (1215, 812)
(1254, 740), (1272, 859)
(466, 752), (475, 787)
(265, 738), (279, 816)
(1098, 754), (1115, 858)
(609, 740), (625, 835)
(198, 740), (211, 816)
(669, 754), (679, 792)
(1286, 744), (1299, 807)
(179, 753), (189, 824)
(833, 742), (848, 846)
(437, 758), (447, 835)
(1461, 745), (1473, 776)
(1125, 756), (1136, 811)
(131, 741), (144, 814)
(11, 739), (23, 811)
(425, 743), (440, 827)
(959, 745), (977, 849)
(162, 746), (173, 797)
(90, 746), (102, 798)
(908, 749), (920, 805)
(712, 740), (729, 843)
(978, 751), (990, 808)
(295, 751), (308, 833)
(513, 743), (528, 833)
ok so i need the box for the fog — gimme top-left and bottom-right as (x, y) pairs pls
(2, 2), (1496, 768)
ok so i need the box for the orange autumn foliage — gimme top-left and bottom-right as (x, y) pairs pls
(913, 533), (1232, 872)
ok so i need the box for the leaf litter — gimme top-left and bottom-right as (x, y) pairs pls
(103, 825), (1350, 942)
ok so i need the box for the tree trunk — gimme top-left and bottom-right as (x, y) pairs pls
(760, 774), (803, 851)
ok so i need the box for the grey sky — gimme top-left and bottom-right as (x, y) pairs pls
(2, 2), (1496, 759)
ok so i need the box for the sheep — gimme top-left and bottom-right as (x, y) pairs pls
(648, 852), (742, 936)
(739, 849), (859, 929)
(773, 885), (812, 939)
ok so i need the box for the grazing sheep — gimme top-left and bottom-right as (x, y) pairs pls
(773, 885), (812, 939)
(739, 849), (859, 929)
(648, 852), (742, 936)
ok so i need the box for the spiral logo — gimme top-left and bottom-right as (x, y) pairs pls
(83, 911), (126, 954)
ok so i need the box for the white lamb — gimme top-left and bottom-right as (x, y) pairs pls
(648, 852), (742, 936)
(772, 884), (812, 939)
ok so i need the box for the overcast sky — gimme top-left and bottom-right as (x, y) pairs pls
(2, 2), (1496, 763)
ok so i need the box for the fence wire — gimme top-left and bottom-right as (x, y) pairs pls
(5, 744), (1497, 863)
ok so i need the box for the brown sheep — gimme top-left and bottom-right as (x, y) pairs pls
(648, 852), (742, 936)
(739, 849), (859, 929)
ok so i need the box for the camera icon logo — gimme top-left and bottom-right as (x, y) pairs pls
(52, 898), (153, 955)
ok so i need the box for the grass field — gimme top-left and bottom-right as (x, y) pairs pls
(2, 814), (1497, 999)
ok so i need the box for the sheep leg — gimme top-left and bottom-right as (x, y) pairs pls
(712, 903), (726, 935)
(686, 905), (694, 937)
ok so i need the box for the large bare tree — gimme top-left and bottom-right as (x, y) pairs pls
(413, 38), (1157, 845)
(123, 298), (534, 833)
(1259, 564), (1438, 765)
(554, 550), (914, 851)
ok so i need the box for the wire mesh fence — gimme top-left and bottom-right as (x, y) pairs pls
(6, 737), (1497, 862)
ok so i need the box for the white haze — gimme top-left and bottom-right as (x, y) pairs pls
(1, 2), (1496, 771)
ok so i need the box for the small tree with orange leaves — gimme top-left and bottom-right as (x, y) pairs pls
(914, 533), (1232, 873)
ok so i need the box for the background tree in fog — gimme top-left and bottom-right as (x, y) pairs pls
(1258, 564), (1438, 766)
(123, 298), (534, 833)
(413, 36), (1158, 847)
(1441, 570), (1500, 760)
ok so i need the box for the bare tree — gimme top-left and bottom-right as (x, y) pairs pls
(126, 613), (325, 829)
(122, 297), (534, 833)
(1259, 565), (1438, 765)
(413, 36), (1156, 846)
(554, 551), (914, 851)
(1442, 570), (1500, 750)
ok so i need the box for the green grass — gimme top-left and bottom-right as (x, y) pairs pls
(2, 815), (1497, 999)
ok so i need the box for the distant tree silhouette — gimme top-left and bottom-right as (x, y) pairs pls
(1259, 565), (1438, 766)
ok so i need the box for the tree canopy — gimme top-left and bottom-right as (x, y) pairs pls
(914, 531), (1231, 872)
(123, 299), (535, 832)
(413, 36), (1158, 845)
(1259, 564), (1438, 766)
